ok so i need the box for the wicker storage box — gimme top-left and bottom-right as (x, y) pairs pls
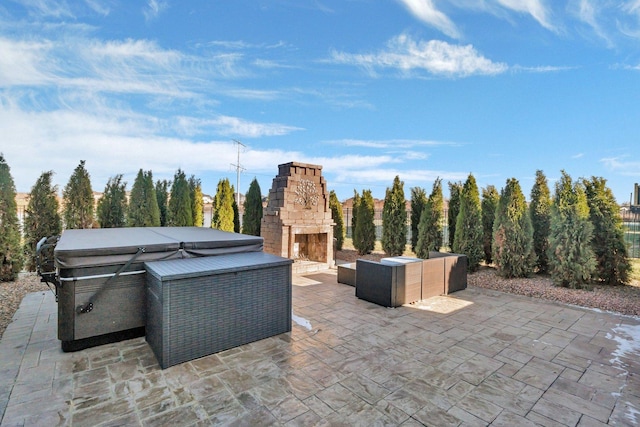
(355, 257), (422, 307)
(427, 252), (468, 294)
(145, 252), (292, 369)
(337, 263), (356, 286)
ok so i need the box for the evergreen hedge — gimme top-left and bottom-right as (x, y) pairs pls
(481, 185), (499, 264)
(329, 190), (345, 251)
(492, 178), (535, 278)
(453, 174), (484, 272)
(530, 170), (551, 273)
(548, 171), (596, 289)
(23, 171), (62, 272)
(415, 178), (443, 258)
(242, 178), (263, 236)
(0, 154), (24, 281)
(381, 176), (406, 256)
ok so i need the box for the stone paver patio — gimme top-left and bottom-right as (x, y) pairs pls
(0, 268), (639, 426)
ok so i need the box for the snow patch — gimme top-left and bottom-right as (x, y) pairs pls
(292, 313), (312, 331)
(606, 323), (640, 365)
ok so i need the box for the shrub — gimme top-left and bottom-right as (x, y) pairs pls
(447, 181), (463, 250)
(97, 174), (127, 228)
(382, 176), (406, 256)
(128, 169), (160, 227)
(410, 187), (427, 253)
(0, 154), (24, 281)
(481, 185), (499, 264)
(492, 178), (535, 278)
(212, 178), (234, 232)
(354, 189), (375, 255)
(242, 178), (263, 236)
(189, 176), (204, 227)
(548, 171), (596, 289)
(415, 178), (443, 258)
(155, 179), (170, 226)
(168, 169), (193, 226)
(583, 176), (630, 285)
(63, 160), (94, 229)
(329, 190), (345, 250)
(453, 174), (483, 272)
(530, 170), (551, 273)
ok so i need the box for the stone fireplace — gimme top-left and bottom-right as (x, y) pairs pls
(261, 162), (335, 273)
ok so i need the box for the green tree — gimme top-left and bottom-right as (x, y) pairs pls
(453, 174), (484, 272)
(548, 171), (596, 289)
(530, 170), (552, 273)
(583, 177), (630, 285)
(381, 176), (406, 256)
(23, 171), (62, 272)
(127, 169), (160, 227)
(0, 155), (24, 280)
(492, 178), (535, 278)
(242, 178), (263, 236)
(189, 176), (204, 227)
(329, 190), (345, 251)
(97, 174), (127, 228)
(232, 192), (240, 233)
(354, 190), (375, 255)
(155, 179), (170, 226)
(212, 178), (234, 232)
(410, 187), (428, 253)
(481, 185), (500, 264)
(168, 169), (193, 226)
(447, 181), (463, 250)
(63, 160), (94, 229)
(351, 190), (360, 242)
(415, 178), (443, 258)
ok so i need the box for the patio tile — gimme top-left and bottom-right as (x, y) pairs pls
(2, 269), (639, 426)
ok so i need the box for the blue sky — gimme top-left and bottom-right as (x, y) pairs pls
(1, 1), (639, 204)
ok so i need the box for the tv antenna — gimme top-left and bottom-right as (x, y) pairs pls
(231, 140), (246, 209)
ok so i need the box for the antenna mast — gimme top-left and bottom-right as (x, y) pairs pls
(231, 140), (246, 209)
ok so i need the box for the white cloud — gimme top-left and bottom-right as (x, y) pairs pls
(601, 157), (640, 176)
(328, 138), (461, 148)
(143, 0), (168, 21)
(331, 34), (508, 78)
(14, 0), (74, 18)
(496, 0), (556, 31)
(397, 0), (461, 39)
(572, 153), (585, 159)
(176, 115), (303, 138)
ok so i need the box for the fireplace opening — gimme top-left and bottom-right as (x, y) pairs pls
(293, 233), (328, 262)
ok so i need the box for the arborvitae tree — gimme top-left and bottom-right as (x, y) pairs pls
(155, 179), (170, 226)
(128, 169), (160, 227)
(242, 178), (263, 236)
(189, 176), (204, 227)
(381, 176), (406, 256)
(481, 185), (500, 264)
(453, 174), (484, 272)
(583, 177), (630, 285)
(329, 190), (345, 251)
(0, 155), (24, 280)
(447, 181), (463, 249)
(97, 174), (127, 228)
(492, 178), (536, 278)
(63, 160), (94, 229)
(354, 190), (376, 255)
(232, 192), (240, 233)
(168, 169), (193, 226)
(23, 171), (62, 272)
(548, 171), (596, 289)
(410, 187), (428, 253)
(530, 170), (551, 273)
(351, 190), (360, 243)
(212, 178), (234, 232)
(415, 178), (443, 258)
